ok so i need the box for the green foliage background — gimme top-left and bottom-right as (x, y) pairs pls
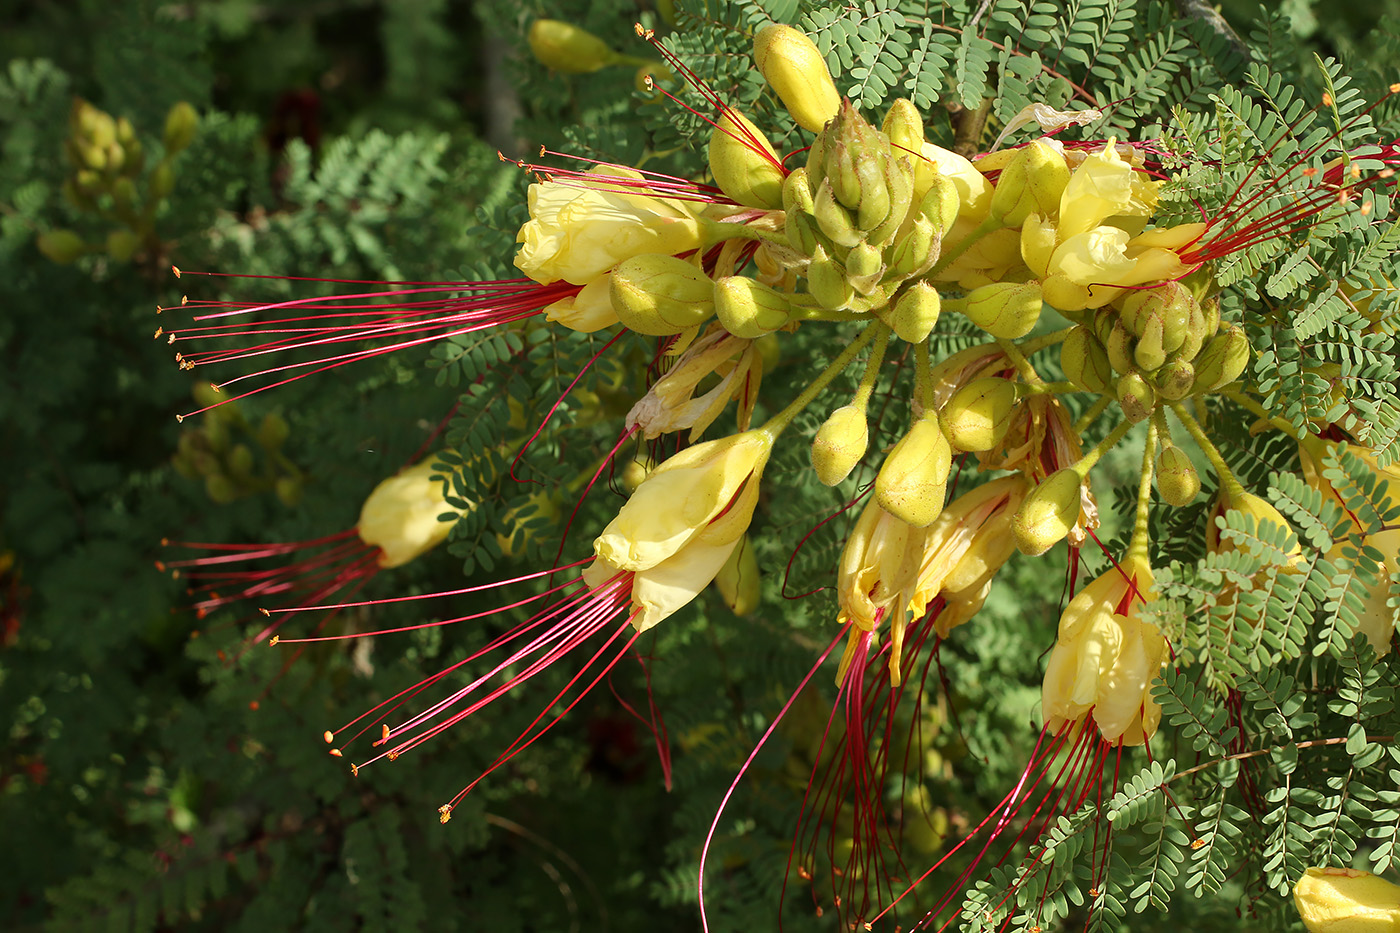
(2, 1), (1398, 931)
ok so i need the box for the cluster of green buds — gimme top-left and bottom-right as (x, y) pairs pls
(38, 99), (198, 266)
(172, 384), (303, 506)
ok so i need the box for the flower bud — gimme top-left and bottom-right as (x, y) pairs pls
(1118, 282), (1193, 355)
(942, 377), (1018, 452)
(846, 240), (884, 281)
(885, 215), (938, 280)
(990, 140), (1070, 227)
(610, 254), (716, 335)
(753, 24), (841, 133)
(813, 175), (862, 248)
(709, 109), (786, 209)
(357, 457), (470, 569)
(106, 229), (141, 263)
(544, 275), (621, 333)
(811, 404), (869, 486)
(876, 414), (953, 527)
(527, 19), (619, 72)
(713, 275), (791, 338)
(1013, 468), (1084, 556)
(36, 229), (86, 265)
(1115, 372), (1156, 423)
(163, 102), (199, 154)
(807, 244), (855, 310)
(258, 413), (290, 450)
(880, 281), (941, 344)
(962, 281), (1043, 339)
(1060, 325), (1112, 393)
(883, 98), (926, 156)
(150, 162), (176, 200)
(919, 173), (961, 236)
(714, 534), (761, 616)
(1155, 445), (1200, 506)
(1294, 866), (1400, 932)
(782, 167), (815, 217)
(1190, 323), (1250, 395)
(821, 100), (885, 209)
(1154, 358), (1196, 400)
(863, 153), (913, 244)
(786, 210), (820, 255)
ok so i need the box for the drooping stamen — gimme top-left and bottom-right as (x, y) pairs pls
(159, 270), (566, 418)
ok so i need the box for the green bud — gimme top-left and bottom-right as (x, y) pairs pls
(918, 173), (960, 236)
(62, 180), (94, 211)
(854, 152), (892, 232)
(782, 167), (815, 216)
(1059, 325), (1112, 394)
(105, 229), (141, 263)
(813, 176), (861, 248)
(258, 412), (290, 450)
(962, 281), (1043, 339)
(786, 210), (820, 256)
(807, 244), (855, 310)
(73, 139), (107, 172)
(882, 98), (926, 159)
(811, 404), (869, 486)
(120, 136), (144, 177)
(1115, 372), (1156, 423)
(275, 475), (304, 508)
(942, 377), (1018, 452)
(71, 99), (110, 142)
(714, 534), (761, 616)
(709, 109), (786, 209)
(880, 281), (941, 344)
(610, 254), (716, 335)
(864, 153), (913, 246)
(527, 19), (619, 72)
(1104, 319), (1137, 375)
(163, 102), (199, 154)
(1118, 282), (1193, 356)
(1200, 297), (1220, 340)
(205, 472), (237, 505)
(111, 176), (137, 212)
(1191, 323), (1250, 395)
(753, 25), (841, 133)
(171, 452), (200, 480)
(846, 241), (883, 279)
(885, 215), (938, 280)
(37, 229), (86, 264)
(1012, 468), (1083, 556)
(150, 162), (176, 200)
(713, 275), (791, 338)
(875, 413), (952, 527)
(115, 116), (136, 145)
(822, 101), (876, 209)
(1154, 358), (1195, 401)
(989, 140), (1070, 227)
(1133, 312), (1167, 372)
(1155, 445), (1200, 506)
(103, 140), (125, 175)
(227, 443), (255, 479)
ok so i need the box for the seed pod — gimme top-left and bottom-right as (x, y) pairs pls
(1060, 325), (1112, 394)
(708, 109), (786, 209)
(1013, 468), (1084, 556)
(811, 404), (869, 485)
(1115, 372), (1156, 423)
(1155, 445), (1200, 506)
(610, 254), (716, 335)
(962, 281), (1043, 339)
(942, 377), (1018, 452)
(875, 413), (953, 527)
(713, 275), (791, 338)
(880, 281), (941, 344)
(753, 25), (841, 133)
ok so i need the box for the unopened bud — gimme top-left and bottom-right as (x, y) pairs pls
(876, 414), (952, 527)
(1013, 468), (1084, 556)
(1060, 325), (1112, 393)
(150, 162), (176, 200)
(990, 140), (1070, 227)
(782, 167), (815, 216)
(610, 254), (716, 335)
(1155, 445), (1200, 506)
(709, 109), (786, 209)
(713, 275), (791, 338)
(1118, 282), (1193, 355)
(753, 25), (841, 133)
(811, 404), (869, 485)
(962, 281), (1043, 339)
(1020, 213), (1058, 278)
(106, 229), (141, 263)
(205, 472), (237, 504)
(37, 229), (86, 264)
(1191, 323), (1250, 395)
(808, 245), (855, 310)
(942, 377), (1018, 452)
(813, 176), (861, 247)
(1115, 372), (1156, 423)
(885, 215), (938, 279)
(1294, 866), (1400, 932)
(1103, 319), (1136, 375)
(715, 535), (761, 615)
(863, 153), (912, 244)
(882, 98), (926, 158)
(275, 476), (304, 507)
(881, 281), (941, 344)
(527, 20), (619, 72)
(1154, 358), (1196, 400)
(846, 241), (884, 281)
(919, 173), (960, 236)
(163, 102), (199, 154)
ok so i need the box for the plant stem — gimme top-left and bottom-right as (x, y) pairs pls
(763, 321), (883, 435)
(1169, 401), (1245, 499)
(1072, 396), (1113, 434)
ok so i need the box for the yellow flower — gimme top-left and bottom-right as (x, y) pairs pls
(592, 429), (772, 572)
(1057, 140), (1160, 240)
(1041, 554), (1164, 745)
(514, 166), (703, 286)
(542, 275), (620, 333)
(357, 457), (470, 569)
(1294, 866), (1400, 932)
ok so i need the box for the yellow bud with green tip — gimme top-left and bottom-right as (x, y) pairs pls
(880, 281), (941, 344)
(1154, 445), (1200, 506)
(1013, 467), (1085, 556)
(811, 404), (869, 486)
(882, 98), (926, 158)
(753, 24), (841, 133)
(961, 281), (1043, 339)
(989, 140), (1070, 227)
(709, 109), (786, 209)
(918, 173), (960, 236)
(610, 254), (716, 335)
(1060, 325), (1112, 393)
(713, 275), (791, 338)
(942, 377), (1018, 452)
(876, 413), (952, 527)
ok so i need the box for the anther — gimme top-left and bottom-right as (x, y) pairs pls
(269, 635), (279, 646)
(172, 265), (181, 277)
(322, 731), (334, 744)
(329, 748), (343, 757)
